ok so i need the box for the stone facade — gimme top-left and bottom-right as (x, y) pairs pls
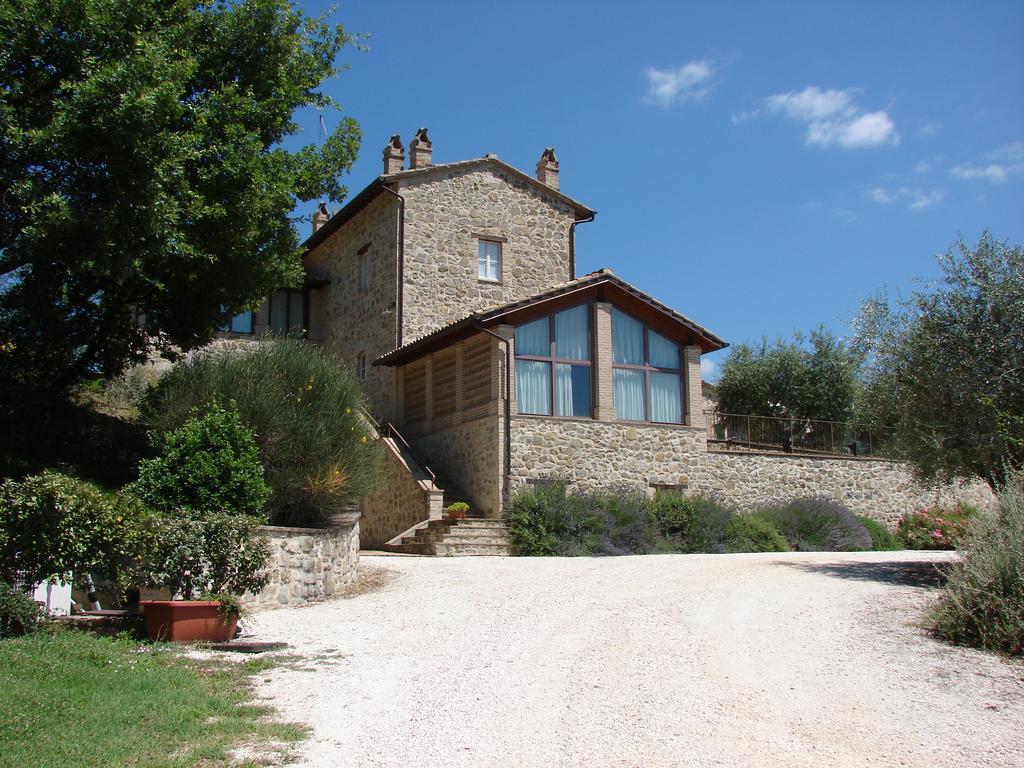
(398, 166), (579, 341)
(246, 522), (360, 610)
(305, 194), (401, 421)
(508, 416), (995, 528)
(412, 416), (504, 517)
(360, 438), (443, 548)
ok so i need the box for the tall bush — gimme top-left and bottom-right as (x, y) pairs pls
(0, 472), (154, 590)
(144, 339), (383, 525)
(931, 473), (1024, 655)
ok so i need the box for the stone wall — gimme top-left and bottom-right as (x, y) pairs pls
(360, 438), (443, 548)
(246, 522), (359, 610)
(305, 193), (401, 422)
(508, 417), (995, 528)
(398, 165), (578, 341)
(412, 415), (504, 517)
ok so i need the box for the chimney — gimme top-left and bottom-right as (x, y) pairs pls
(312, 201), (330, 234)
(383, 134), (404, 175)
(409, 127), (433, 169)
(536, 147), (559, 190)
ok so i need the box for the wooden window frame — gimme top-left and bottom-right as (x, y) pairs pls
(514, 302), (594, 419)
(269, 288), (306, 338)
(356, 243), (370, 293)
(611, 308), (685, 425)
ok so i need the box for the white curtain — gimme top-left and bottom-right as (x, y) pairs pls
(516, 360), (551, 415)
(515, 317), (549, 357)
(650, 372), (682, 423)
(648, 330), (679, 369)
(556, 363), (591, 417)
(555, 306), (589, 360)
(612, 308), (644, 365)
(614, 368), (645, 420)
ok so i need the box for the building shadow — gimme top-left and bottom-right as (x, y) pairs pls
(779, 558), (950, 589)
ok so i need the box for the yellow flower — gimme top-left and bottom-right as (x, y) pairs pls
(360, 435), (368, 443)
(344, 407), (352, 414)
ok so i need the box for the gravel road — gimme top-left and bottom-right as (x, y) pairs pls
(246, 551), (1023, 768)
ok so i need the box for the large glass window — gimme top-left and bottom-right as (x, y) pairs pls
(514, 305), (591, 417)
(611, 308), (683, 423)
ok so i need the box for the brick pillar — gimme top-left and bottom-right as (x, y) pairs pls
(423, 354), (433, 434)
(683, 345), (704, 429)
(454, 342), (464, 424)
(593, 302), (616, 421)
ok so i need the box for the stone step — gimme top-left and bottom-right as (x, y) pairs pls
(439, 534), (510, 546)
(434, 542), (511, 556)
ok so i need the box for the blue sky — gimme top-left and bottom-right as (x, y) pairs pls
(297, 0), (1023, 378)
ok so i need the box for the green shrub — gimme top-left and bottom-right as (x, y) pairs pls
(896, 504), (973, 550)
(132, 400), (269, 517)
(144, 511), (270, 600)
(145, 338), (382, 525)
(722, 514), (791, 553)
(931, 474), (1024, 655)
(0, 472), (154, 590)
(649, 492), (739, 553)
(758, 497), (873, 551)
(857, 515), (900, 550)
(0, 582), (43, 639)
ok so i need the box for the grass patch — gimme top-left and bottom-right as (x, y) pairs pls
(0, 629), (306, 767)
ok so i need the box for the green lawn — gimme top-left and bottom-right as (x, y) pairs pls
(0, 630), (305, 768)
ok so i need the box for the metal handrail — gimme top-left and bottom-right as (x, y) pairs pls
(382, 421), (436, 485)
(705, 410), (895, 458)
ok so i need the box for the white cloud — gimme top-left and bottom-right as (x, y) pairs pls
(700, 358), (716, 377)
(914, 160), (930, 174)
(643, 61), (715, 107)
(950, 142), (1024, 184)
(753, 86), (898, 148)
(920, 122), (939, 136)
(867, 185), (943, 210)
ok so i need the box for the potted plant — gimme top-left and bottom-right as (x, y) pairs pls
(130, 401), (271, 642)
(446, 501), (469, 521)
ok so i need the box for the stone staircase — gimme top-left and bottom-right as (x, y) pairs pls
(382, 518), (512, 556)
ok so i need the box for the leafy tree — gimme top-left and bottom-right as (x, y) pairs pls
(715, 328), (862, 422)
(855, 233), (1024, 489)
(0, 0), (361, 399)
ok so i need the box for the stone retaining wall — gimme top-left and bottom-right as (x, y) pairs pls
(246, 523), (360, 610)
(509, 417), (994, 528)
(412, 416), (503, 517)
(360, 438), (443, 548)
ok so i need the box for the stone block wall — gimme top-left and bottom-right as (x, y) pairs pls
(412, 415), (504, 517)
(398, 166), (578, 341)
(305, 193), (401, 421)
(246, 523), (359, 610)
(360, 437), (443, 548)
(508, 417), (995, 528)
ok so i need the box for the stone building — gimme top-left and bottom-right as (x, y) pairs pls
(222, 130), (992, 552)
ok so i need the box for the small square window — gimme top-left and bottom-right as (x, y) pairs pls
(478, 240), (501, 282)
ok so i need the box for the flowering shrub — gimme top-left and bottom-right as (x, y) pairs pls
(896, 504), (974, 550)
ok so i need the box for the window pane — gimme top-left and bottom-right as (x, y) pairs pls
(648, 330), (679, 369)
(650, 372), (682, 423)
(270, 290), (288, 334)
(555, 305), (589, 360)
(612, 308), (644, 365)
(515, 317), (550, 356)
(478, 241), (500, 280)
(516, 360), (551, 415)
(288, 290), (303, 332)
(229, 311), (252, 333)
(613, 368), (645, 420)
(556, 363), (591, 417)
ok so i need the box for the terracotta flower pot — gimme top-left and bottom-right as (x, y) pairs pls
(140, 600), (238, 643)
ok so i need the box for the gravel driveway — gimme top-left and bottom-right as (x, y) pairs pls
(246, 551), (1023, 768)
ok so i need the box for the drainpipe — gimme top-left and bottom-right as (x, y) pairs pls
(476, 325), (513, 506)
(379, 184), (406, 348)
(568, 211), (595, 280)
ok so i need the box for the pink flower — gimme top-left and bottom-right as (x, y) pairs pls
(931, 529), (943, 539)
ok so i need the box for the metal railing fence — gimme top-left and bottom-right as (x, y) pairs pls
(706, 411), (895, 458)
